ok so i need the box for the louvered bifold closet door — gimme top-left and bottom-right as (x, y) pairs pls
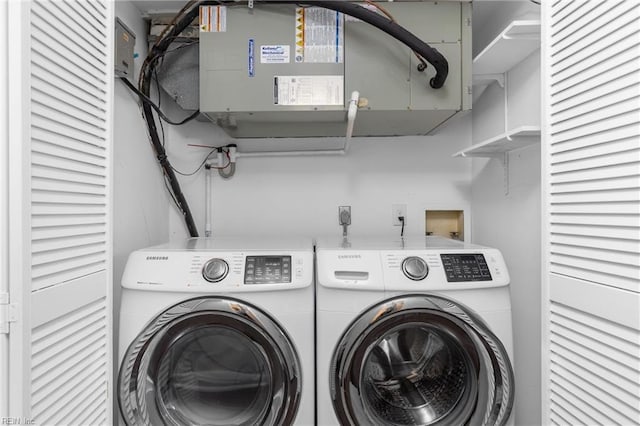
(11, 0), (113, 423)
(542, 1), (640, 425)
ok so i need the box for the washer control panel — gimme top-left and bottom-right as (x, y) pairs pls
(245, 256), (292, 284)
(441, 254), (492, 282)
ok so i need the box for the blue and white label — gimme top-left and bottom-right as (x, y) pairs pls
(260, 45), (290, 64)
(248, 39), (255, 77)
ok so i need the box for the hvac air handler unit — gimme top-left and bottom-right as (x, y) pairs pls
(199, 1), (472, 138)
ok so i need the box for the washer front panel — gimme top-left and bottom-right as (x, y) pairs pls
(118, 297), (302, 426)
(330, 294), (514, 426)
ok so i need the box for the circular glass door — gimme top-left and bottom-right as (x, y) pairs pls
(119, 297), (301, 426)
(331, 294), (514, 426)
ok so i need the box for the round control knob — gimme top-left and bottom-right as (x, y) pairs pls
(401, 256), (429, 281)
(202, 258), (229, 283)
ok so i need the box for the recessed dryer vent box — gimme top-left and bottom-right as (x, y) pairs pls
(425, 210), (465, 241)
(199, 1), (471, 138)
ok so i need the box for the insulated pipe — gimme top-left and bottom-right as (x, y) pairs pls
(264, 0), (449, 88)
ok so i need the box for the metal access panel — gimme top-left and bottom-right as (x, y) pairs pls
(200, 1), (471, 138)
(115, 18), (136, 78)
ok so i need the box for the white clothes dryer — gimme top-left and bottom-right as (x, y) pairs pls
(316, 236), (515, 426)
(118, 237), (314, 426)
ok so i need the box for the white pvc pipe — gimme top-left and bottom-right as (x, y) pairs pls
(203, 153), (227, 237)
(237, 149), (346, 158)
(236, 91), (361, 158)
(204, 165), (212, 237)
(202, 92), (362, 234)
(344, 90), (360, 154)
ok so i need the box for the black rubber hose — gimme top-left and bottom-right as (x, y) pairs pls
(259, 0), (449, 88)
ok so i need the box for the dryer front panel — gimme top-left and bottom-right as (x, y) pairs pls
(119, 296), (301, 426)
(330, 294), (514, 426)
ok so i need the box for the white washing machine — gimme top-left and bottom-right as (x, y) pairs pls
(316, 236), (515, 426)
(117, 237), (314, 426)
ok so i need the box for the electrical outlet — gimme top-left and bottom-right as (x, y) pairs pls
(339, 206), (351, 225)
(392, 204), (407, 226)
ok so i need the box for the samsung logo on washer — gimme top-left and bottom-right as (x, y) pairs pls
(146, 256), (169, 261)
(338, 255), (361, 260)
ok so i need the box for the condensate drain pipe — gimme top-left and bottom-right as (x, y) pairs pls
(236, 91), (360, 158)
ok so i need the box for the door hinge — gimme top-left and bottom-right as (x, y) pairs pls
(0, 292), (17, 335)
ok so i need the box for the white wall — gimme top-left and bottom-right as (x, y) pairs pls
(473, 50), (541, 142)
(165, 115), (473, 241)
(472, 3), (542, 424)
(113, 0), (171, 411)
(472, 144), (541, 426)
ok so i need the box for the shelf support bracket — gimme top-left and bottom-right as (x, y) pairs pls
(503, 72), (512, 142)
(473, 73), (504, 88)
(502, 152), (510, 196)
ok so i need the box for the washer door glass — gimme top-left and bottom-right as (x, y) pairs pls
(119, 297), (301, 426)
(331, 295), (514, 426)
(155, 324), (272, 425)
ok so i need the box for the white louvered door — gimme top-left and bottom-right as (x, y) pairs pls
(1, 0), (10, 418)
(6, 0), (113, 423)
(542, 1), (640, 424)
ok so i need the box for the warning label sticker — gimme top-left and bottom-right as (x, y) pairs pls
(260, 45), (290, 64)
(295, 7), (344, 63)
(199, 6), (227, 32)
(274, 75), (344, 106)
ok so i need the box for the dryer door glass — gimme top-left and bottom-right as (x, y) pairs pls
(331, 294), (514, 426)
(119, 297), (301, 426)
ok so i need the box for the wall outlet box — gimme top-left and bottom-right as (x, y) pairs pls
(392, 204), (407, 226)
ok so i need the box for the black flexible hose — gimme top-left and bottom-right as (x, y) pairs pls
(121, 76), (201, 125)
(140, 4), (204, 237)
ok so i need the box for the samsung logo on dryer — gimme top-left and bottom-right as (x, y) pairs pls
(338, 254), (361, 260)
(146, 256), (169, 261)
